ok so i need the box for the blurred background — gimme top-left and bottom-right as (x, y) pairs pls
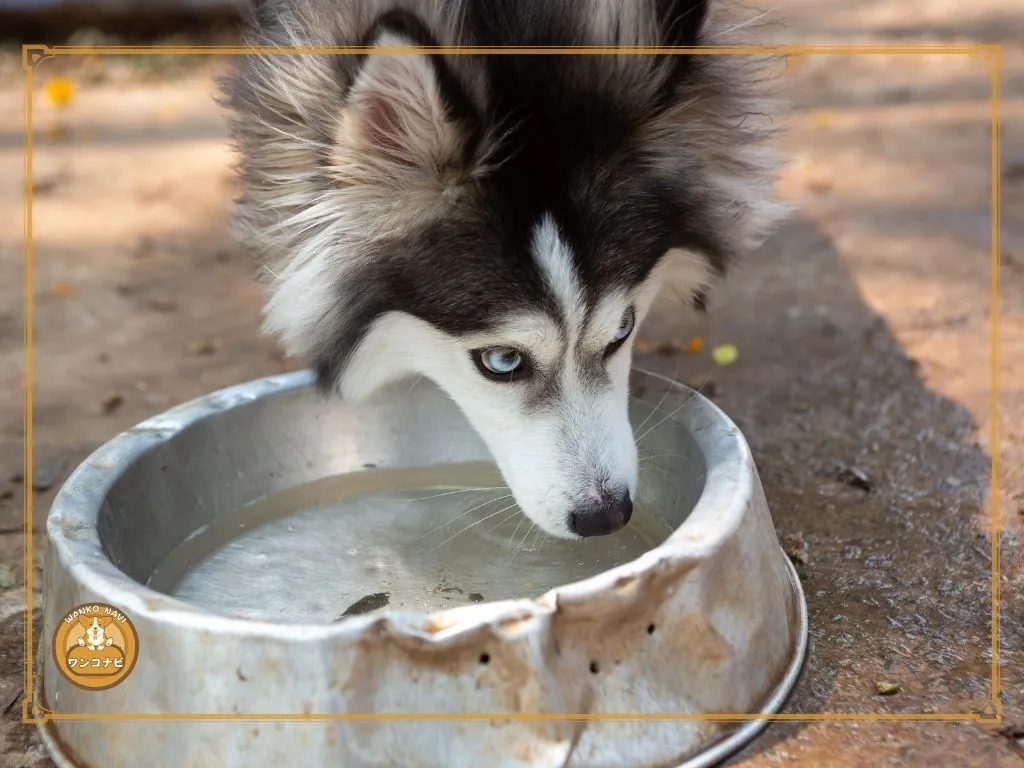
(1, 1), (1023, 766)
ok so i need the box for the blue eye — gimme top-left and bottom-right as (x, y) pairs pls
(472, 347), (529, 381)
(481, 348), (522, 374)
(611, 308), (635, 343)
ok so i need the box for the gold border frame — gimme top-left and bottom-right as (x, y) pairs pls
(20, 42), (1004, 726)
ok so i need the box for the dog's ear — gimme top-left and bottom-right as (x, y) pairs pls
(78, 616), (92, 628)
(333, 20), (479, 191)
(655, 0), (711, 47)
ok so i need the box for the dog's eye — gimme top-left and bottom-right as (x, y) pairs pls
(605, 307), (636, 356)
(471, 347), (530, 382)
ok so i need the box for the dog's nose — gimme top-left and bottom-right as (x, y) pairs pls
(568, 489), (633, 537)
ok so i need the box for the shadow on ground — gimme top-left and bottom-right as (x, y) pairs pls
(632, 216), (999, 762)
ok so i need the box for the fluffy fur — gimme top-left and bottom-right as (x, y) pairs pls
(220, 0), (789, 538)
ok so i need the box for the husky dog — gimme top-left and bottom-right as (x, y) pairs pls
(220, 0), (787, 540)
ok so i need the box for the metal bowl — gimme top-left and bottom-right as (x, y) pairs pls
(38, 368), (807, 768)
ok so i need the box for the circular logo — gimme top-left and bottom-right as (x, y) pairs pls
(52, 603), (139, 691)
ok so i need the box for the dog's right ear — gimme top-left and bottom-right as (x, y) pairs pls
(332, 13), (481, 196)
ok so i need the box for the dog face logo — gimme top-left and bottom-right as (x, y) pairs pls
(52, 603), (139, 690)
(80, 615), (115, 650)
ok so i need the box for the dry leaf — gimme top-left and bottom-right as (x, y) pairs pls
(49, 283), (77, 298)
(101, 392), (125, 415)
(186, 337), (222, 356)
(42, 123), (67, 142)
(655, 341), (680, 356)
(808, 111), (835, 130)
(634, 338), (656, 354)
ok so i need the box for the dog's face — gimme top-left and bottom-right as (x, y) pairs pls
(223, 0), (787, 538)
(80, 616), (113, 647)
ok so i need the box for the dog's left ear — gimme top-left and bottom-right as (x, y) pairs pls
(333, 18), (479, 193)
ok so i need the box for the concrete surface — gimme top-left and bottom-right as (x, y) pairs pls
(1, 1), (1023, 765)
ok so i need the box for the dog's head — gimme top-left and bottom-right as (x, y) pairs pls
(222, 0), (788, 539)
(79, 615), (113, 647)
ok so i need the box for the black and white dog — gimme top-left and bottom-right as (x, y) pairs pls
(220, 0), (787, 541)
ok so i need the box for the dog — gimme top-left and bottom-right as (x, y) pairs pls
(78, 615), (116, 651)
(220, 0), (788, 541)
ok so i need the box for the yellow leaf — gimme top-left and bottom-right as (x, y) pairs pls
(712, 344), (738, 367)
(808, 111), (834, 130)
(42, 77), (75, 108)
(50, 283), (78, 298)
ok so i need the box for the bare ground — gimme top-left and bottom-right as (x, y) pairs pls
(1, 1), (1023, 765)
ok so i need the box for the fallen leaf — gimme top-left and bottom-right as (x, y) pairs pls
(147, 297), (178, 313)
(634, 338), (657, 354)
(49, 283), (77, 298)
(711, 344), (738, 367)
(686, 336), (704, 354)
(101, 392), (125, 415)
(1003, 161), (1024, 183)
(808, 111), (835, 130)
(32, 174), (64, 195)
(186, 337), (222, 356)
(42, 77), (75, 108)
(655, 341), (680, 356)
(807, 178), (834, 195)
(42, 123), (67, 142)
(875, 681), (899, 696)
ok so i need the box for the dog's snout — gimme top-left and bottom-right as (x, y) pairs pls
(568, 488), (633, 538)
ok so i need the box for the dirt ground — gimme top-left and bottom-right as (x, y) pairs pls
(1, 1), (1024, 765)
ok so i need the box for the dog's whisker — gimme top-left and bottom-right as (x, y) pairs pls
(362, 487), (507, 504)
(509, 521), (537, 563)
(635, 370), (713, 447)
(508, 513), (529, 547)
(639, 453), (694, 464)
(632, 357), (683, 439)
(432, 501), (520, 549)
(417, 494), (515, 539)
(488, 510), (524, 534)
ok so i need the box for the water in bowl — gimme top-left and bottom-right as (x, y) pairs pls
(148, 462), (674, 623)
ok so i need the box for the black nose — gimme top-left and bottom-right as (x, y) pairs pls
(568, 490), (633, 538)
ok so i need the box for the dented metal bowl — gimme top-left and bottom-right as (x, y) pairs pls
(39, 368), (807, 768)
